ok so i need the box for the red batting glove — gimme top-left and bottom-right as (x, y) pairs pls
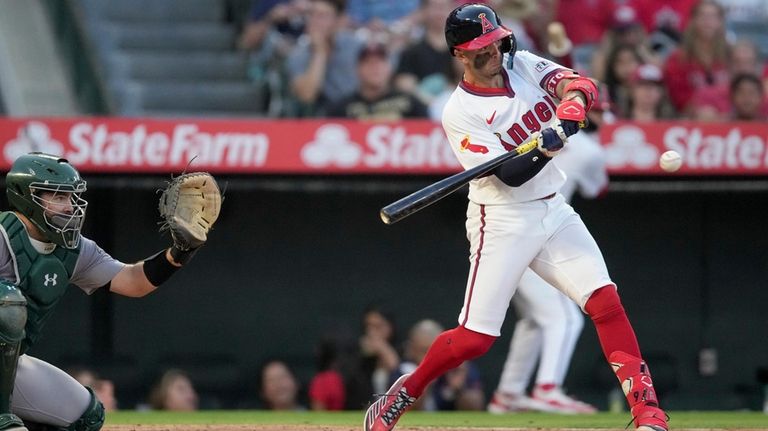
(556, 99), (586, 122)
(556, 100), (587, 138)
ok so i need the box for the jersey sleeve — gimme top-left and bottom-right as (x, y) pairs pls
(441, 96), (514, 171)
(70, 237), (125, 295)
(513, 50), (575, 100)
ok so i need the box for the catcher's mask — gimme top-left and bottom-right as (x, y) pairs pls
(445, 3), (516, 58)
(6, 152), (88, 249)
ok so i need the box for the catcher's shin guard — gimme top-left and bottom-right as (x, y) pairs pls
(0, 283), (27, 431)
(609, 351), (668, 431)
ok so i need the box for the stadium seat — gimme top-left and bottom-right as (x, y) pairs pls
(74, 0), (266, 116)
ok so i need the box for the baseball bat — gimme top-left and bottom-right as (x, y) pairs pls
(379, 136), (540, 225)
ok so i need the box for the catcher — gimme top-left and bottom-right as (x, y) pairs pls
(0, 152), (221, 431)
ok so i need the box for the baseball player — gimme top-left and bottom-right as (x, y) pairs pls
(0, 153), (220, 431)
(364, 4), (668, 431)
(488, 132), (608, 414)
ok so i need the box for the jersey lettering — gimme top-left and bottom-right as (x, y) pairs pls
(534, 101), (553, 122)
(499, 96), (558, 146)
(521, 111), (540, 133)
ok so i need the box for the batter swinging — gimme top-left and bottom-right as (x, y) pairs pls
(364, 4), (668, 431)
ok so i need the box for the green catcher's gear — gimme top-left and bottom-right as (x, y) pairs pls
(6, 153), (87, 249)
(0, 281), (27, 423)
(0, 413), (26, 430)
(0, 213), (79, 353)
(64, 387), (104, 431)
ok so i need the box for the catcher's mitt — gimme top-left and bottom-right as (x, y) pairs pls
(159, 172), (222, 250)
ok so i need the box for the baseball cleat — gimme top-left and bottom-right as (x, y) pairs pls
(363, 373), (416, 431)
(531, 385), (598, 414)
(487, 391), (561, 413)
(609, 351), (668, 431)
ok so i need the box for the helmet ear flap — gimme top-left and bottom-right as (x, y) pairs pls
(500, 34), (516, 55)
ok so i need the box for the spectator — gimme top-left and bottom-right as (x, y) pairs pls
(393, 319), (484, 411)
(67, 368), (117, 412)
(630, 0), (698, 37)
(554, 0), (615, 48)
(428, 56), (464, 121)
(729, 73), (766, 121)
(238, 0), (308, 53)
(591, 5), (661, 82)
(346, 0), (421, 53)
(346, 0), (419, 30)
(259, 360), (305, 410)
(663, 0), (730, 115)
(729, 40), (768, 96)
(308, 338), (346, 410)
(326, 43), (428, 119)
(345, 306), (400, 409)
(627, 63), (676, 122)
(286, 0), (362, 115)
(239, 0), (310, 116)
(393, 0), (461, 105)
(603, 44), (644, 118)
(148, 369), (199, 411)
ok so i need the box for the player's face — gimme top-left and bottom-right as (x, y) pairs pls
(459, 40), (504, 78)
(39, 191), (74, 217)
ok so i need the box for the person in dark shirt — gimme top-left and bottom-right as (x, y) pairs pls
(393, 0), (456, 105)
(326, 43), (428, 119)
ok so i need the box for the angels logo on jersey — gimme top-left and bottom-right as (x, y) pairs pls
(461, 136), (489, 154)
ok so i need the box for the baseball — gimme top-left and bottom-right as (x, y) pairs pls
(659, 150), (682, 172)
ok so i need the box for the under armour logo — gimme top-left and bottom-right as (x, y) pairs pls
(478, 13), (495, 34)
(44, 273), (57, 287)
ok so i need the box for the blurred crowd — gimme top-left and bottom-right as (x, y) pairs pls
(69, 306), (492, 412)
(237, 0), (768, 123)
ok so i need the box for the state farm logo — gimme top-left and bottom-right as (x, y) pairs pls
(301, 124), (362, 167)
(604, 125), (659, 168)
(300, 123), (460, 169)
(3, 121), (270, 167)
(4, 122), (65, 163)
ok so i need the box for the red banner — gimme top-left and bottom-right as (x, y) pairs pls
(0, 118), (459, 174)
(600, 121), (768, 175)
(0, 118), (766, 175)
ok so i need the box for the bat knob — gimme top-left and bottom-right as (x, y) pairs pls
(380, 210), (393, 225)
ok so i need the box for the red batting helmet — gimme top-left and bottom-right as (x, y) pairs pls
(445, 3), (516, 56)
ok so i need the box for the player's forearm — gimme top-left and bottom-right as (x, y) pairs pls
(109, 263), (159, 297)
(493, 148), (551, 187)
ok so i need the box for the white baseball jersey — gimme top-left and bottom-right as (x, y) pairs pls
(441, 50), (574, 204)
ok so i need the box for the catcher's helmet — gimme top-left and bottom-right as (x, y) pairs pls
(445, 3), (516, 57)
(6, 152), (87, 249)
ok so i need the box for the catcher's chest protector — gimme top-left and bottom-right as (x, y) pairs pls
(0, 212), (79, 352)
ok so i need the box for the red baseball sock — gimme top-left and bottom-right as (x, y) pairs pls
(585, 286), (640, 360)
(404, 326), (495, 397)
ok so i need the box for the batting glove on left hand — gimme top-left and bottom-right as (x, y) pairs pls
(536, 128), (564, 157)
(556, 100), (587, 140)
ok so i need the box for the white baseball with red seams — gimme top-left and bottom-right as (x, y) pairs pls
(659, 150), (682, 172)
(441, 50), (613, 337)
